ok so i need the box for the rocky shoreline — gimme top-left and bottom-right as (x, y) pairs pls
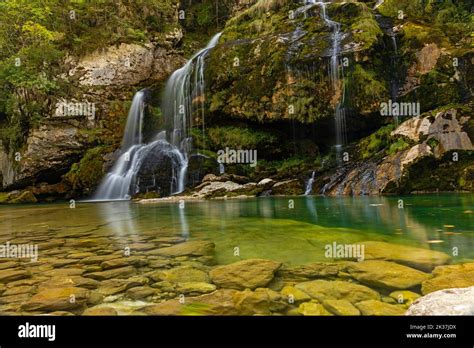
(1, 233), (473, 316)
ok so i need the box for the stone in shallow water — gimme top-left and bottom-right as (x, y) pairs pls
(389, 291), (421, 306)
(322, 299), (361, 316)
(361, 241), (451, 272)
(0, 269), (30, 283)
(406, 286), (474, 315)
(21, 287), (89, 311)
(277, 262), (342, 281)
(280, 286), (311, 304)
(234, 288), (288, 315)
(295, 280), (379, 304)
(85, 266), (136, 281)
(126, 286), (156, 300)
(97, 276), (149, 296)
(44, 268), (85, 277)
(298, 302), (333, 316)
(143, 289), (240, 316)
(421, 265), (474, 295)
(101, 256), (148, 270)
(38, 276), (99, 290)
(346, 260), (432, 290)
(356, 300), (406, 316)
(151, 266), (209, 284)
(210, 259), (281, 290)
(175, 282), (216, 295)
(152, 241), (215, 257)
(83, 306), (118, 316)
(80, 254), (120, 265)
(3, 285), (35, 296)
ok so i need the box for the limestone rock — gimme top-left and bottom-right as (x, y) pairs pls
(421, 264), (474, 295)
(83, 306), (118, 316)
(175, 282), (216, 295)
(361, 241), (451, 272)
(151, 266), (209, 284)
(407, 286), (474, 315)
(210, 259), (281, 290)
(322, 299), (361, 316)
(271, 180), (304, 195)
(85, 266), (136, 281)
(295, 280), (379, 304)
(356, 300), (406, 316)
(346, 260), (432, 290)
(22, 287), (89, 311)
(298, 302), (333, 316)
(153, 241), (215, 257)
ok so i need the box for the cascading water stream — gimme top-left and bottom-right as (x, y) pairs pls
(307, 1), (347, 162)
(304, 171), (316, 195)
(93, 33), (222, 201)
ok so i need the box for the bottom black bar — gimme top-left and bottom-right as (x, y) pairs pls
(0, 316), (472, 346)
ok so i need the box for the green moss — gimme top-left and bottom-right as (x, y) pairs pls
(387, 138), (410, 155)
(64, 146), (109, 192)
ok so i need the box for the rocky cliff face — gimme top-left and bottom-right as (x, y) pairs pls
(0, 0), (472, 200)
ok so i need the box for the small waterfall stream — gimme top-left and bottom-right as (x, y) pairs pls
(93, 33), (222, 201)
(304, 171), (316, 195)
(308, 1), (347, 162)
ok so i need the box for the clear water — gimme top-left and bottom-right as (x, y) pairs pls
(1, 194), (472, 266)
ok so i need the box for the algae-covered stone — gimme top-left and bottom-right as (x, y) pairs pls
(421, 269), (474, 295)
(295, 280), (379, 304)
(298, 302), (333, 316)
(85, 266), (136, 281)
(356, 300), (406, 316)
(281, 286), (311, 304)
(322, 299), (361, 316)
(83, 306), (118, 316)
(0, 269), (30, 283)
(407, 286), (474, 315)
(22, 287), (90, 311)
(277, 262), (342, 280)
(389, 291), (421, 306)
(347, 260), (432, 290)
(361, 241), (451, 272)
(175, 282), (216, 295)
(234, 288), (287, 315)
(210, 259), (281, 290)
(153, 241), (215, 257)
(151, 266), (209, 284)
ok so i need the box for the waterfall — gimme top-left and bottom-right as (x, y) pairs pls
(304, 171), (316, 195)
(93, 33), (222, 201)
(308, 1), (347, 161)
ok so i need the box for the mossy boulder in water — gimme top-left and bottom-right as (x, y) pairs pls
(210, 259), (281, 290)
(295, 280), (380, 304)
(421, 263), (474, 295)
(346, 260), (432, 290)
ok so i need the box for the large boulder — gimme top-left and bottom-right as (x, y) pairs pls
(406, 286), (474, 315)
(346, 260), (432, 290)
(421, 263), (474, 295)
(356, 300), (406, 316)
(359, 241), (451, 272)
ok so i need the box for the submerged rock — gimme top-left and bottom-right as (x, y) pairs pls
(407, 286), (474, 315)
(210, 259), (281, 290)
(356, 300), (406, 316)
(322, 299), (361, 316)
(271, 180), (305, 196)
(22, 287), (90, 311)
(295, 280), (380, 304)
(153, 241), (215, 257)
(421, 263), (474, 295)
(298, 302), (333, 316)
(360, 241), (451, 272)
(346, 260), (432, 290)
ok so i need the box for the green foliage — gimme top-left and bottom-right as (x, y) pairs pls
(207, 126), (279, 153)
(64, 146), (108, 191)
(358, 124), (395, 159)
